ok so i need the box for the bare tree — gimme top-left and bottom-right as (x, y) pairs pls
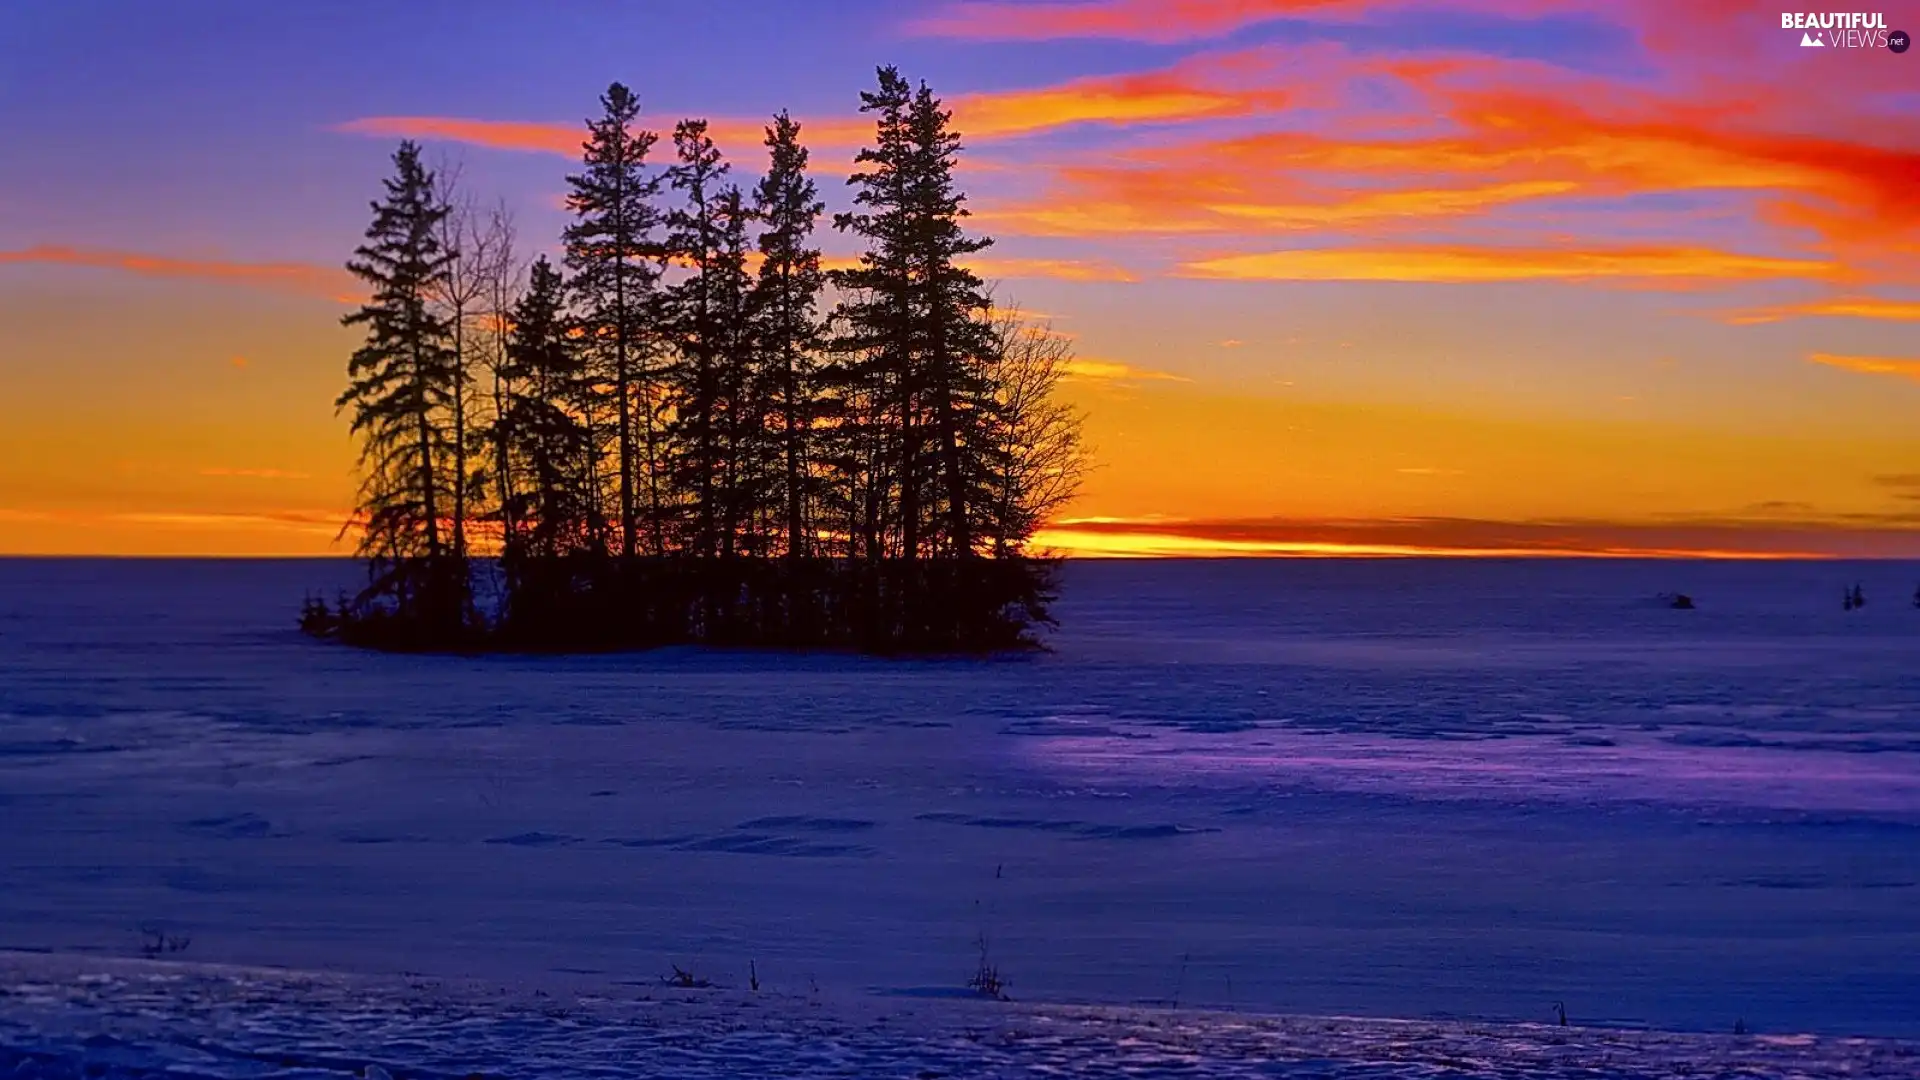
(983, 307), (1088, 555)
(428, 159), (484, 559)
(473, 202), (525, 554)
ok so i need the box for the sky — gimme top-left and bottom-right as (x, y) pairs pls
(3, 0), (1919, 558)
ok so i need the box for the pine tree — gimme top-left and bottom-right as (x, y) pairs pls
(829, 68), (918, 562)
(751, 112), (827, 560)
(499, 257), (597, 566)
(903, 80), (996, 559)
(709, 185), (760, 559)
(336, 141), (465, 633)
(564, 82), (665, 559)
(663, 119), (729, 558)
(831, 68), (995, 562)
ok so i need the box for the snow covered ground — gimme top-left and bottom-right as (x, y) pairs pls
(3, 557), (1919, 1073)
(4, 951), (1916, 1079)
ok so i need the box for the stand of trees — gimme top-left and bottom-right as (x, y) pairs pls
(303, 68), (1086, 654)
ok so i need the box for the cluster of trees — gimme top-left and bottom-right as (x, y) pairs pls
(303, 69), (1086, 653)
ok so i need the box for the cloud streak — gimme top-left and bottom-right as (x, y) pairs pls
(1179, 245), (1836, 285)
(1725, 297), (1920, 325)
(1806, 353), (1920, 382)
(336, 65), (1290, 161)
(0, 245), (356, 301)
(1062, 357), (1190, 381)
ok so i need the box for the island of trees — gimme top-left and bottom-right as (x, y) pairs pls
(300, 69), (1087, 654)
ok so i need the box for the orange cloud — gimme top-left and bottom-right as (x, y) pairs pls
(1179, 245), (1836, 285)
(333, 116), (582, 155)
(961, 257), (1140, 282)
(956, 68), (1289, 138)
(0, 245), (356, 301)
(1724, 297), (1920, 325)
(198, 467), (313, 480)
(982, 178), (1582, 236)
(1807, 353), (1920, 382)
(1062, 357), (1188, 381)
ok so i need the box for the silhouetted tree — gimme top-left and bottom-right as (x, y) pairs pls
(336, 141), (465, 634)
(664, 118), (729, 558)
(499, 257), (597, 564)
(565, 82), (665, 558)
(428, 163), (476, 560)
(827, 68), (917, 563)
(470, 202), (525, 555)
(751, 111), (827, 560)
(902, 78), (997, 560)
(983, 309), (1087, 554)
(709, 185), (761, 559)
(313, 77), (1079, 655)
(831, 67), (996, 561)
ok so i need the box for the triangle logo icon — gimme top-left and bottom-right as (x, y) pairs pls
(1801, 30), (1824, 46)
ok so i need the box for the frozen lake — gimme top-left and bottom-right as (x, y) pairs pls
(2, 557), (1918, 1062)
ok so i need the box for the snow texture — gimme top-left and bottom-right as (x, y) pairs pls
(2, 952), (1916, 1079)
(3, 557), (1919, 1073)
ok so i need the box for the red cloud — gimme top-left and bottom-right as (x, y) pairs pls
(912, 0), (1583, 42)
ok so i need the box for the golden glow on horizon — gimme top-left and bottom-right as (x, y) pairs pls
(1032, 525), (1830, 560)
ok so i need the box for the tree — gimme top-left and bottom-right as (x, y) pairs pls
(751, 111), (827, 560)
(499, 256), (596, 565)
(709, 185), (760, 558)
(828, 68), (918, 562)
(311, 79), (1076, 655)
(982, 309), (1087, 555)
(902, 79), (996, 559)
(830, 68), (996, 562)
(470, 202), (524, 557)
(336, 141), (463, 630)
(428, 165), (514, 560)
(663, 118), (729, 557)
(565, 82), (665, 558)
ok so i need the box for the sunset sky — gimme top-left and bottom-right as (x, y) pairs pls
(4, 0), (1920, 557)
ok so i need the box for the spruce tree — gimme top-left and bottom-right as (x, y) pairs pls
(500, 256), (597, 565)
(751, 112), (826, 560)
(902, 81), (996, 559)
(564, 82), (665, 559)
(831, 68), (996, 562)
(709, 185), (760, 559)
(830, 68), (918, 562)
(337, 141), (464, 633)
(663, 119), (729, 558)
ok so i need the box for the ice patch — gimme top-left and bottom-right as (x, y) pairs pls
(483, 831), (581, 847)
(916, 812), (1215, 841)
(180, 813), (278, 839)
